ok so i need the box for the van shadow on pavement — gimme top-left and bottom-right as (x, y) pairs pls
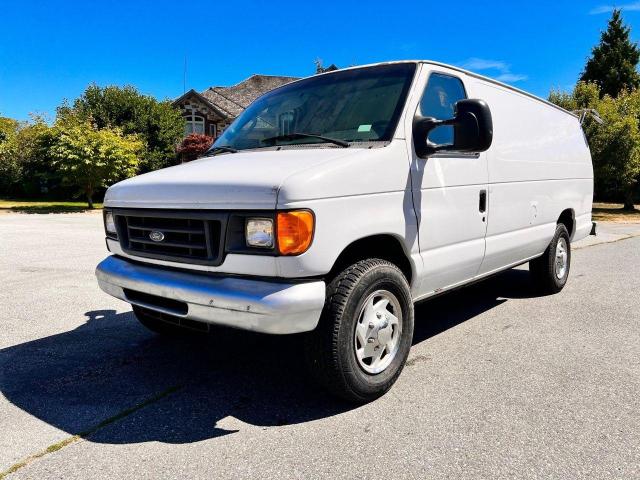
(0, 268), (539, 445)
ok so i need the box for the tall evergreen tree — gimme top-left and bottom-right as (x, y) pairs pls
(581, 9), (640, 98)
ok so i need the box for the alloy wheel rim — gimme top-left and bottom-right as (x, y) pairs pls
(354, 290), (403, 374)
(555, 237), (568, 279)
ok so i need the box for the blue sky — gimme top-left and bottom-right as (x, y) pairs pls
(2, 0), (640, 120)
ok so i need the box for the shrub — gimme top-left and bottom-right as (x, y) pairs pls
(176, 133), (214, 162)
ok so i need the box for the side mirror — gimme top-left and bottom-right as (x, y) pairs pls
(413, 99), (493, 158)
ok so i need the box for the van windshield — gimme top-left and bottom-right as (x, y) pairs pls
(212, 63), (417, 151)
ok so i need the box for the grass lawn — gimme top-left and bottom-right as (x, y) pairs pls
(0, 199), (103, 214)
(592, 202), (640, 222)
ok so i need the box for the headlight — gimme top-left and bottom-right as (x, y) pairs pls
(104, 211), (117, 236)
(245, 218), (274, 248)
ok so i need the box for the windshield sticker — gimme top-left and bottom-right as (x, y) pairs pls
(357, 124), (372, 132)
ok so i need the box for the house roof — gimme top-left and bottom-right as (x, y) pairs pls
(202, 74), (299, 117)
(175, 74), (299, 119)
(172, 89), (230, 119)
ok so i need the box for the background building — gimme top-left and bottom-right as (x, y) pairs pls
(173, 74), (299, 138)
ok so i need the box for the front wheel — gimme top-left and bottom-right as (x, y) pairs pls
(305, 259), (414, 403)
(529, 224), (571, 294)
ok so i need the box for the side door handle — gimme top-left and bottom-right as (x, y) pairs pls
(479, 189), (487, 213)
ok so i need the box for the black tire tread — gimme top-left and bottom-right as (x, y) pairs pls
(530, 224), (571, 294)
(306, 258), (411, 402)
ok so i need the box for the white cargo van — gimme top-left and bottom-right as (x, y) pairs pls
(96, 61), (594, 402)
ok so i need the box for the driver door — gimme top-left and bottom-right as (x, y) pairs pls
(410, 70), (489, 297)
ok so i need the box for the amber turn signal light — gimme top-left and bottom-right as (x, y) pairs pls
(277, 210), (314, 255)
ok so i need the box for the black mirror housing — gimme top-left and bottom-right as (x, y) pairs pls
(454, 99), (493, 152)
(412, 116), (441, 158)
(413, 98), (493, 158)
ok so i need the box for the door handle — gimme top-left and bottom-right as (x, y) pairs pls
(479, 189), (487, 213)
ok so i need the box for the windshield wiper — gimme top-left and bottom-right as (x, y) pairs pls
(207, 145), (238, 155)
(261, 133), (349, 148)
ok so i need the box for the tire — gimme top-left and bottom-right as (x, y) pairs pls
(529, 224), (571, 294)
(305, 259), (414, 403)
(132, 305), (208, 336)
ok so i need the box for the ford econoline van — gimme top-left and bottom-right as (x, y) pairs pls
(96, 61), (594, 402)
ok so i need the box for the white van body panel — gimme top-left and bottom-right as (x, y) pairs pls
(403, 64), (490, 297)
(104, 141), (423, 284)
(275, 140), (422, 287)
(466, 78), (593, 275)
(276, 191), (421, 283)
(104, 147), (362, 210)
(100, 60), (594, 328)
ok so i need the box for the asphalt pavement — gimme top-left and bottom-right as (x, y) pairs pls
(1, 212), (639, 479)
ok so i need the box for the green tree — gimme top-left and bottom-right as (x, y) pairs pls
(0, 116), (21, 193)
(49, 114), (143, 207)
(549, 81), (601, 111)
(15, 116), (56, 196)
(0, 115), (54, 195)
(0, 117), (18, 143)
(581, 9), (640, 98)
(60, 84), (184, 172)
(589, 92), (640, 209)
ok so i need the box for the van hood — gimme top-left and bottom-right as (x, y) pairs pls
(104, 148), (360, 210)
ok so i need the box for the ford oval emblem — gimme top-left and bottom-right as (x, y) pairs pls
(149, 230), (165, 242)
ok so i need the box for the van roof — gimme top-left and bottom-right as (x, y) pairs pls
(310, 60), (577, 119)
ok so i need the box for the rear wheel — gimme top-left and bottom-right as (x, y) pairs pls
(305, 259), (414, 403)
(529, 224), (571, 294)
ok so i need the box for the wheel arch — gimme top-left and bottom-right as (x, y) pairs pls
(557, 208), (575, 239)
(328, 234), (415, 286)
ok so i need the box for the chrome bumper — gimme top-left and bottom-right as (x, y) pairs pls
(95, 256), (326, 334)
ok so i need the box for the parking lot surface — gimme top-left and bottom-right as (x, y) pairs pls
(1, 212), (639, 479)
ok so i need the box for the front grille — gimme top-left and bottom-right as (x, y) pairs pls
(113, 209), (227, 265)
(126, 216), (210, 258)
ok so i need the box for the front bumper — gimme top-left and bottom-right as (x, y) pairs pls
(95, 256), (326, 334)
